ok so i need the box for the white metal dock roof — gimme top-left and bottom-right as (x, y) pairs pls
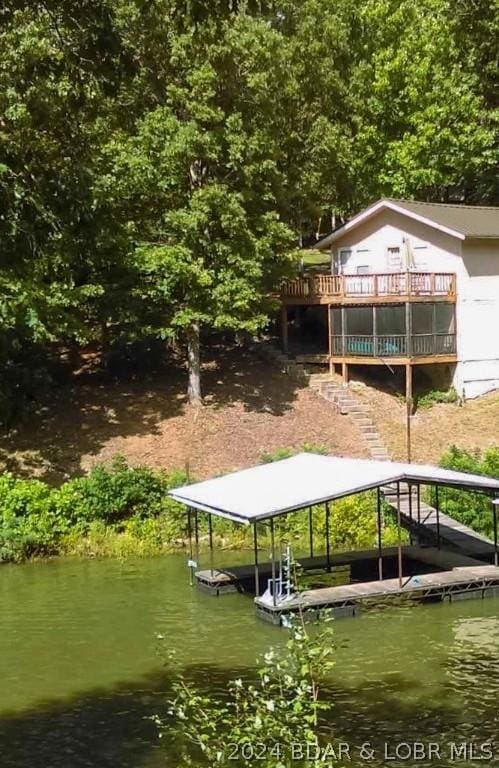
(168, 453), (499, 525)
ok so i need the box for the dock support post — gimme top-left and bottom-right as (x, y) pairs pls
(377, 487), (383, 581)
(435, 485), (441, 549)
(270, 519), (277, 607)
(253, 523), (260, 597)
(187, 507), (194, 587)
(194, 509), (200, 572)
(325, 502), (331, 573)
(208, 514), (214, 577)
(492, 499), (499, 567)
(397, 481), (403, 588)
(308, 506), (314, 559)
(408, 482), (413, 546)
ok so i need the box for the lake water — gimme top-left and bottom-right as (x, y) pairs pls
(1, 554), (498, 767)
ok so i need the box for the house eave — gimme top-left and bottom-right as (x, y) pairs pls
(316, 200), (466, 250)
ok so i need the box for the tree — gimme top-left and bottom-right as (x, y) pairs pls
(349, 0), (497, 205)
(107, 4), (298, 403)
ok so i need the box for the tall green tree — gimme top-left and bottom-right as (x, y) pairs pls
(349, 0), (497, 206)
(106, 4), (297, 403)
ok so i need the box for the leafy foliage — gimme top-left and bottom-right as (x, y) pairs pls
(155, 614), (336, 767)
(0, 0), (496, 413)
(0, 457), (187, 562)
(434, 445), (499, 538)
(415, 387), (458, 409)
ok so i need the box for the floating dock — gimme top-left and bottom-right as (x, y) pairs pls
(254, 563), (499, 625)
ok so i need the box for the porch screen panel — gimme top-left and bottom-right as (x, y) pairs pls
(412, 303), (433, 334)
(345, 307), (373, 335)
(376, 305), (405, 335)
(435, 304), (456, 334)
(434, 304), (456, 354)
(344, 307), (374, 356)
(330, 308), (343, 355)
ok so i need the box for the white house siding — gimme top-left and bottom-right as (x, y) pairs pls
(318, 207), (499, 399)
(458, 239), (499, 398)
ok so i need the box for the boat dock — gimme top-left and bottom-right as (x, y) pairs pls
(254, 563), (499, 624)
(170, 454), (499, 626)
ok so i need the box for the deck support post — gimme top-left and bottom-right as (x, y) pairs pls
(325, 502), (331, 573)
(270, 519), (277, 607)
(208, 514), (214, 577)
(341, 306), (346, 360)
(377, 487), (383, 581)
(308, 506), (314, 559)
(280, 305), (288, 354)
(342, 362), (349, 385)
(253, 523), (260, 597)
(405, 362), (412, 463)
(187, 507), (194, 587)
(396, 481), (403, 588)
(435, 485), (441, 549)
(328, 305), (333, 376)
(492, 499), (499, 567)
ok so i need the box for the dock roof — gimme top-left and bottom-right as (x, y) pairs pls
(169, 453), (499, 524)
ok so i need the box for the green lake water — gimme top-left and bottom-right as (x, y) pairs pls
(1, 553), (499, 767)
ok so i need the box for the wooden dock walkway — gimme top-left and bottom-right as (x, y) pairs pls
(384, 489), (496, 559)
(255, 564), (499, 624)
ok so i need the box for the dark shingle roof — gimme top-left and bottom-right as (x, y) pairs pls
(384, 199), (499, 238)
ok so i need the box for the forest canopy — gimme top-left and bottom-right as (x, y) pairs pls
(0, 0), (497, 413)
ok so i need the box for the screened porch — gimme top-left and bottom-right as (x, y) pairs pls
(330, 302), (456, 359)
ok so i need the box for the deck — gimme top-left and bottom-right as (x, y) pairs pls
(255, 564), (499, 624)
(281, 272), (456, 305)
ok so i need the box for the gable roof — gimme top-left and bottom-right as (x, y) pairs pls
(316, 198), (499, 249)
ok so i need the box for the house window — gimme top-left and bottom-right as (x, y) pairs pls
(356, 265), (370, 275)
(333, 248), (351, 275)
(387, 246), (402, 271)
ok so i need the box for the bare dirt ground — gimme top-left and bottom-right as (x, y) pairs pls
(352, 380), (499, 463)
(0, 345), (366, 483)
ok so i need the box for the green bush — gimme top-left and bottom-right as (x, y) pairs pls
(434, 445), (499, 538)
(0, 458), (188, 563)
(416, 387), (458, 409)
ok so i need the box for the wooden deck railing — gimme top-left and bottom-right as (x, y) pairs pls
(330, 333), (457, 358)
(281, 272), (456, 300)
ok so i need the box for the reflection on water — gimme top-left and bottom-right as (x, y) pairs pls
(1, 555), (499, 766)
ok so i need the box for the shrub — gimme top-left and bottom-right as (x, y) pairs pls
(416, 387), (458, 409)
(0, 459), (188, 562)
(156, 615), (336, 767)
(434, 445), (499, 538)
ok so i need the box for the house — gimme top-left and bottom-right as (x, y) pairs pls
(280, 198), (499, 400)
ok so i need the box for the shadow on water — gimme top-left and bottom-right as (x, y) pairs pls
(1, 655), (498, 768)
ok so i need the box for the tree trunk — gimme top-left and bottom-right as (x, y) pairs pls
(186, 323), (202, 405)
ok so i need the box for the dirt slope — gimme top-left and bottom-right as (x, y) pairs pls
(352, 381), (499, 463)
(0, 346), (366, 483)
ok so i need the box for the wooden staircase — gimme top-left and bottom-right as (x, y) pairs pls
(309, 374), (391, 461)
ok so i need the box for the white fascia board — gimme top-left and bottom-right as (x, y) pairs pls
(315, 200), (465, 251)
